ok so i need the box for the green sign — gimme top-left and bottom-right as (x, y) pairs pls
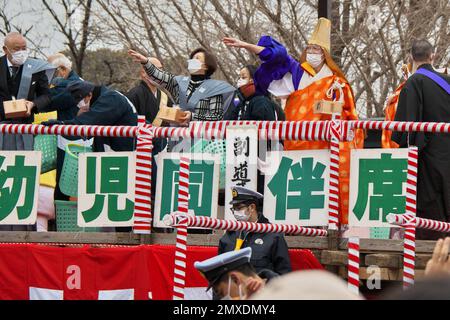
(78, 153), (136, 227)
(349, 149), (409, 227)
(154, 153), (219, 228)
(0, 151), (41, 225)
(263, 150), (330, 226)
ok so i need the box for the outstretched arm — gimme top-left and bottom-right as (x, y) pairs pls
(223, 37), (265, 55)
(225, 36), (300, 97)
(128, 49), (179, 104)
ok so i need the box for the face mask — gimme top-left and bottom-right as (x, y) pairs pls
(187, 59), (203, 74)
(237, 78), (249, 88)
(77, 99), (89, 110)
(233, 207), (250, 222)
(221, 277), (243, 300)
(10, 49), (29, 66)
(306, 53), (324, 68)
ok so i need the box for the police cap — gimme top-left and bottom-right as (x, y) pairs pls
(194, 247), (252, 289)
(229, 186), (263, 206)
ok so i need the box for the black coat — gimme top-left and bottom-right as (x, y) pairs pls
(226, 91), (280, 121)
(126, 81), (170, 123)
(218, 214), (292, 275)
(65, 86), (137, 152)
(0, 55), (50, 122)
(392, 64), (450, 239)
(45, 70), (82, 121)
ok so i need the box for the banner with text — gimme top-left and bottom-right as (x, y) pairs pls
(349, 148), (409, 228)
(78, 152), (136, 227)
(0, 151), (41, 225)
(263, 150), (330, 226)
(224, 125), (259, 221)
(154, 153), (220, 228)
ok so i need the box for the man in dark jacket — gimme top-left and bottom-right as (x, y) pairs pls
(126, 60), (170, 213)
(126, 58), (172, 124)
(0, 32), (54, 231)
(0, 32), (54, 150)
(392, 39), (450, 240)
(218, 186), (291, 275)
(43, 81), (138, 152)
(44, 53), (85, 201)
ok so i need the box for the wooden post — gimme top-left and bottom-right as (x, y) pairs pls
(318, 0), (332, 19)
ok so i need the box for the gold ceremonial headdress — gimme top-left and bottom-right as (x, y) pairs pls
(300, 17), (350, 86)
(308, 17), (331, 52)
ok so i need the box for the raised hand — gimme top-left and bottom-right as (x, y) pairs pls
(128, 49), (148, 64)
(243, 277), (265, 299)
(223, 37), (265, 55)
(425, 237), (450, 278)
(223, 37), (247, 49)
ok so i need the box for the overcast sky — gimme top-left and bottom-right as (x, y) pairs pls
(2, 0), (71, 56)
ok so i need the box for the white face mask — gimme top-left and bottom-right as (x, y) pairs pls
(306, 53), (324, 68)
(187, 59), (203, 74)
(233, 207), (251, 222)
(221, 276), (243, 300)
(10, 49), (29, 66)
(77, 99), (89, 110)
(237, 78), (249, 88)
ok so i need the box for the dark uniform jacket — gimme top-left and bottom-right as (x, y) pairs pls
(45, 70), (81, 121)
(64, 86), (137, 152)
(218, 214), (292, 275)
(0, 55), (50, 121)
(392, 64), (450, 239)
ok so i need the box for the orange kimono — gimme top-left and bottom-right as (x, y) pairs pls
(381, 82), (405, 149)
(284, 69), (364, 225)
(255, 36), (363, 224)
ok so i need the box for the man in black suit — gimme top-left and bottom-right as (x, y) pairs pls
(0, 32), (53, 150)
(126, 58), (170, 216)
(393, 39), (450, 240)
(0, 32), (54, 231)
(126, 57), (172, 124)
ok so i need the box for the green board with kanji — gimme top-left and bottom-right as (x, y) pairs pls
(0, 151), (41, 225)
(78, 152), (136, 227)
(154, 153), (220, 228)
(263, 150), (330, 226)
(349, 148), (409, 228)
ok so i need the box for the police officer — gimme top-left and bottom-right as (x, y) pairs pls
(218, 186), (292, 276)
(43, 80), (138, 152)
(195, 247), (276, 300)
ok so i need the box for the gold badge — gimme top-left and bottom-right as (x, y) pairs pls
(232, 189), (238, 198)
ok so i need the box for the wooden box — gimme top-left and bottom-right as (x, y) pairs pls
(313, 100), (343, 115)
(3, 99), (28, 119)
(154, 106), (185, 125)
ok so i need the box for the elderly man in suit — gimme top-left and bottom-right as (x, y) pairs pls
(0, 32), (54, 150)
(0, 32), (55, 231)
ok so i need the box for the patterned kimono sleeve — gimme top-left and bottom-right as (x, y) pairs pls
(191, 95), (224, 121)
(143, 62), (180, 104)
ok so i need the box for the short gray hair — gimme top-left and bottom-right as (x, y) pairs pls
(49, 54), (73, 70)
